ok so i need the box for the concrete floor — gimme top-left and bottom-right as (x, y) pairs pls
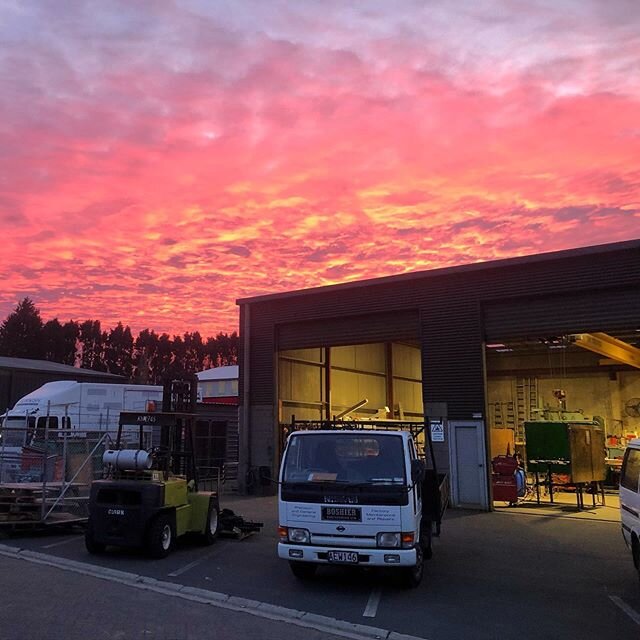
(494, 489), (621, 522)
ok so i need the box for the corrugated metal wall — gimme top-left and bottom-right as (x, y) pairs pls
(482, 285), (640, 341)
(277, 310), (419, 350)
(196, 403), (239, 492)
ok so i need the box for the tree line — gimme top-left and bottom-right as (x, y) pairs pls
(0, 298), (238, 383)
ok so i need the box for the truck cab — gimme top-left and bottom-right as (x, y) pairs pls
(277, 423), (447, 588)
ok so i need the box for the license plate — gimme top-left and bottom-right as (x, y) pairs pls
(327, 550), (359, 564)
(321, 506), (361, 522)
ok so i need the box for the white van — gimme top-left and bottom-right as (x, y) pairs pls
(620, 439), (640, 582)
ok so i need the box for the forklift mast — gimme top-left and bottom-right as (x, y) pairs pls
(113, 378), (200, 487)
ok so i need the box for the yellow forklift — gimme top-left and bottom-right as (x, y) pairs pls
(85, 380), (260, 558)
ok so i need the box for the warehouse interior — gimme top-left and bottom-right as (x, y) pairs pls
(486, 328), (640, 509)
(278, 342), (424, 426)
(275, 327), (640, 512)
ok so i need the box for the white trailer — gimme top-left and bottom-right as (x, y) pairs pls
(0, 381), (163, 448)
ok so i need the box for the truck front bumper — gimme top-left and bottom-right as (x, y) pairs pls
(278, 543), (417, 567)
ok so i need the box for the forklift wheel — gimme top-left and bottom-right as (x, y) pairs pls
(203, 502), (219, 545)
(147, 515), (174, 558)
(85, 521), (106, 555)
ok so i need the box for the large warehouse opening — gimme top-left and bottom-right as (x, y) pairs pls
(278, 341), (423, 431)
(485, 328), (640, 516)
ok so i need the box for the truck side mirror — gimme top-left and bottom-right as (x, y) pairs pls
(411, 459), (425, 484)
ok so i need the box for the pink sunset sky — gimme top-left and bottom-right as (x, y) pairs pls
(1, 1), (639, 336)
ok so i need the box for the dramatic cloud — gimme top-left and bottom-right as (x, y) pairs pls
(0, 0), (638, 335)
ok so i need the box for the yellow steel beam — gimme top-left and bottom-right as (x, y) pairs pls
(571, 332), (640, 369)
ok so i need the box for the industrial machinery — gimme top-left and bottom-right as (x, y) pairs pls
(524, 411), (606, 508)
(491, 455), (526, 505)
(85, 380), (261, 558)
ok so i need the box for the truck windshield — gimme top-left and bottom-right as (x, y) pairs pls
(283, 433), (406, 485)
(0, 416), (34, 447)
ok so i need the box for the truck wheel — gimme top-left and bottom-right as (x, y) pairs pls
(289, 561), (317, 580)
(421, 521), (433, 560)
(633, 538), (640, 584)
(84, 520), (106, 555)
(147, 515), (173, 559)
(203, 502), (219, 545)
(400, 546), (424, 589)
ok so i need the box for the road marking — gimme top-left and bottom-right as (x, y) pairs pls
(42, 537), (79, 550)
(609, 595), (640, 626)
(362, 587), (382, 618)
(0, 543), (427, 640)
(168, 547), (224, 577)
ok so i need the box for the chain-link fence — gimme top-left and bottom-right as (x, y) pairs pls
(0, 423), (116, 526)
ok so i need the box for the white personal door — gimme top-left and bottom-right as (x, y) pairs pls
(449, 420), (488, 509)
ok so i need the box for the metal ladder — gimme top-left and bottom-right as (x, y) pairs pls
(491, 402), (504, 428)
(491, 401), (515, 430)
(515, 377), (538, 443)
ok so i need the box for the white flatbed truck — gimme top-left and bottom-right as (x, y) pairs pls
(277, 419), (448, 588)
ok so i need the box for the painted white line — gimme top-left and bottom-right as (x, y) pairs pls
(609, 595), (640, 626)
(168, 548), (223, 577)
(42, 537), (80, 550)
(362, 587), (382, 618)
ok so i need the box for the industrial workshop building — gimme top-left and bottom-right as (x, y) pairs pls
(236, 240), (640, 508)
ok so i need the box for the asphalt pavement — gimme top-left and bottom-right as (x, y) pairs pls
(0, 555), (345, 640)
(0, 495), (639, 640)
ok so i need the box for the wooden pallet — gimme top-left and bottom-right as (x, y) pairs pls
(0, 483), (87, 527)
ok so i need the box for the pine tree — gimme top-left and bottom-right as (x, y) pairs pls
(43, 319), (79, 365)
(104, 323), (134, 378)
(0, 298), (44, 358)
(78, 320), (107, 371)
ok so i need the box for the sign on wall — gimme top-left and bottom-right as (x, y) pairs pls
(430, 419), (445, 442)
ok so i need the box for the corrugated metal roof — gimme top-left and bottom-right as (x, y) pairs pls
(0, 356), (124, 378)
(236, 239), (640, 305)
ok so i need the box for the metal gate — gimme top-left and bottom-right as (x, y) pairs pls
(0, 421), (113, 527)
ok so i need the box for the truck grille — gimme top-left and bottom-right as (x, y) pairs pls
(311, 533), (377, 548)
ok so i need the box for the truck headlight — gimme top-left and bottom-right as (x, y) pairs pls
(288, 528), (310, 544)
(376, 532), (400, 548)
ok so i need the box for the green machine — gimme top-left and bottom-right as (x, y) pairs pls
(525, 413), (606, 484)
